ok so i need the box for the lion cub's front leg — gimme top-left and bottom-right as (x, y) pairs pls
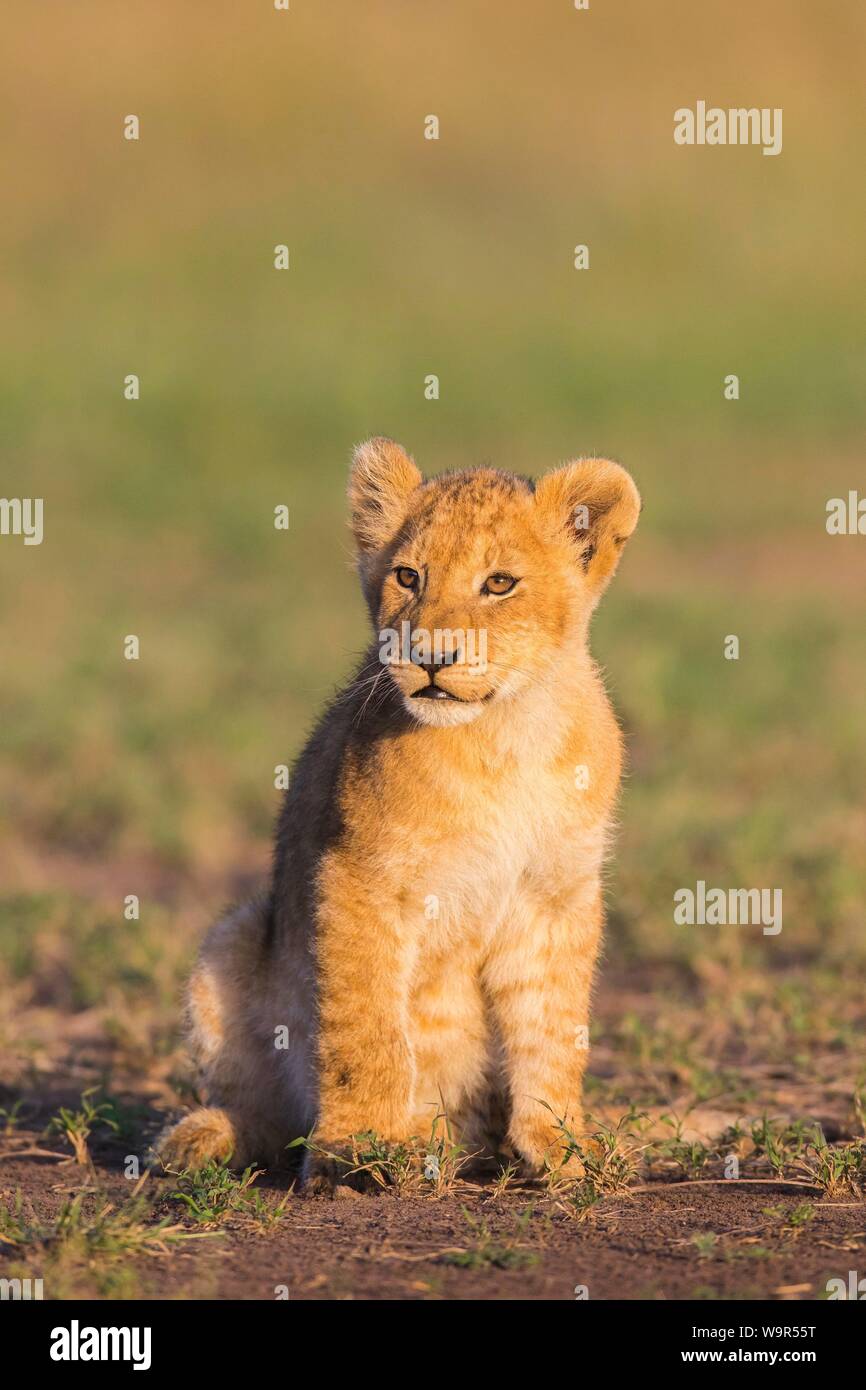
(305, 859), (417, 1193)
(484, 885), (603, 1177)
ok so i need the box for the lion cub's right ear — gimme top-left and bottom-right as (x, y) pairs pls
(349, 437), (422, 557)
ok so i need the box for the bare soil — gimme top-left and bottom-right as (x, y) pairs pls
(3, 967), (863, 1302)
(3, 1142), (864, 1301)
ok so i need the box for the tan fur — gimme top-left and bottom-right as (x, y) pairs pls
(157, 440), (640, 1186)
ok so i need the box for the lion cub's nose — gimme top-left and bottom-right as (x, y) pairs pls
(413, 646), (462, 676)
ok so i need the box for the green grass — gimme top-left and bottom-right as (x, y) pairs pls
(444, 1207), (540, 1270)
(0, 1188), (202, 1299)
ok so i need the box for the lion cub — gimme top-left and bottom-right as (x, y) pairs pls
(159, 439), (640, 1188)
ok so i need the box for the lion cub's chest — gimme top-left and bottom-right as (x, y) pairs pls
(407, 762), (600, 946)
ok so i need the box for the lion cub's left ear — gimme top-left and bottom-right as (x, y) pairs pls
(535, 458), (641, 597)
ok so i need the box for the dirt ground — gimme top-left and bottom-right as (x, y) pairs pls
(7, 1158), (866, 1302)
(3, 968), (863, 1303)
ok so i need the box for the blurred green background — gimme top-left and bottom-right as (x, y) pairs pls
(1, 0), (864, 1024)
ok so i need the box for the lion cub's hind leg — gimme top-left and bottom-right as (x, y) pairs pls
(156, 898), (303, 1173)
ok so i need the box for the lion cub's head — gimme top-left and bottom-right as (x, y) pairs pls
(349, 438), (640, 728)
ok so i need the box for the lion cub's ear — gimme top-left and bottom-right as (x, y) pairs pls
(349, 438), (422, 556)
(535, 458), (641, 597)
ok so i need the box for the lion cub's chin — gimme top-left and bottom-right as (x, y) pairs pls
(401, 693), (488, 727)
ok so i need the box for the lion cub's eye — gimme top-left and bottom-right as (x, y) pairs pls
(394, 566), (420, 590)
(482, 573), (518, 596)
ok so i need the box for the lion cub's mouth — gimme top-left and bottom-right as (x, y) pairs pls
(410, 682), (495, 704)
(411, 684), (461, 702)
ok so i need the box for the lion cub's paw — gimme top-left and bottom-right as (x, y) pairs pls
(302, 1145), (383, 1198)
(152, 1106), (238, 1173)
(510, 1114), (586, 1182)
